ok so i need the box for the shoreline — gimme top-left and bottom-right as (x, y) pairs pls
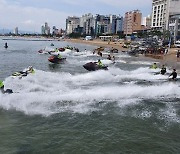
(65, 38), (180, 72)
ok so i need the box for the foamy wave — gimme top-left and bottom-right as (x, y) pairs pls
(0, 68), (179, 117)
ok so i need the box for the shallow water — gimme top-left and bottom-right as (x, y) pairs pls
(0, 37), (180, 153)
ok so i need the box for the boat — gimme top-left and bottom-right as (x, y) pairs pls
(48, 55), (66, 64)
(83, 62), (108, 71)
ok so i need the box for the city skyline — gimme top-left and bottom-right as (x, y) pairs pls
(0, 0), (152, 32)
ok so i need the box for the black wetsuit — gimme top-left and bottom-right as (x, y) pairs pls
(0, 85), (5, 93)
(169, 72), (177, 79)
(161, 68), (166, 75)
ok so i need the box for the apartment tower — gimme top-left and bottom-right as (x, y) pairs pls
(123, 10), (142, 35)
(151, 0), (180, 30)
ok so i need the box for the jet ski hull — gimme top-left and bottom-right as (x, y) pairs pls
(48, 56), (66, 64)
(83, 62), (108, 71)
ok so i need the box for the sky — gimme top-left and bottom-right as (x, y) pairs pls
(0, 0), (152, 33)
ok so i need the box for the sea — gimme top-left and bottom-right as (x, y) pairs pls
(0, 37), (180, 154)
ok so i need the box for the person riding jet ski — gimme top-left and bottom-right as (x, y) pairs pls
(0, 80), (13, 94)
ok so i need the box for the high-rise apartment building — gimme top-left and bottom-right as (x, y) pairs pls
(66, 16), (80, 34)
(169, 14), (180, 42)
(123, 10), (142, 35)
(41, 22), (50, 35)
(116, 16), (123, 33)
(14, 27), (18, 35)
(142, 15), (151, 29)
(41, 25), (45, 35)
(152, 0), (180, 30)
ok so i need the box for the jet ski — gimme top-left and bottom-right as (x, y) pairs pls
(38, 49), (49, 54)
(11, 66), (35, 79)
(11, 71), (28, 78)
(83, 62), (108, 71)
(0, 88), (13, 94)
(4, 89), (13, 94)
(4, 43), (8, 48)
(58, 48), (65, 52)
(48, 55), (66, 64)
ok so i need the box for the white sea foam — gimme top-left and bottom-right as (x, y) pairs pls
(0, 67), (179, 117)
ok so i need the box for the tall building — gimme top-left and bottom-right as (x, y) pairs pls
(109, 15), (117, 34)
(14, 27), (18, 35)
(123, 10), (142, 35)
(45, 22), (50, 35)
(169, 14), (180, 42)
(41, 22), (50, 35)
(116, 16), (123, 33)
(152, 0), (180, 30)
(142, 15), (151, 29)
(66, 16), (80, 34)
(41, 25), (45, 35)
(52, 26), (59, 36)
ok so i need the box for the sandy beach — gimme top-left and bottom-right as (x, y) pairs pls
(66, 38), (180, 72)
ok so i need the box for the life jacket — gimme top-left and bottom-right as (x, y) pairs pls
(58, 55), (62, 59)
(0, 80), (4, 88)
(31, 69), (35, 74)
(98, 61), (103, 67)
(151, 64), (157, 69)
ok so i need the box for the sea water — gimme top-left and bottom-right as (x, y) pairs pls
(0, 37), (180, 153)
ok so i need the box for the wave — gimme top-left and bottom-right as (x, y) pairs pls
(0, 67), (179, 119)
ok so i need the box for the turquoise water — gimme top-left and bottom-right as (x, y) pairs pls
(0, 37), (180, 153)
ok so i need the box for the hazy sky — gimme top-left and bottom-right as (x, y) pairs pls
(0, 0), (152, 32)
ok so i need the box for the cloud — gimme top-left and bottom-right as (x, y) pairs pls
(22, 20), (35, 25)
(0, 0), (70, 32)
(0, 0), (152, 32)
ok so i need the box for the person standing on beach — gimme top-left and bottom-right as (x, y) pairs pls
(164, 48), (168, 55)
(177, 50), (180, 62)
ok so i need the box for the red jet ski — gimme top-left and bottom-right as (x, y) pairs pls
(48, 55), (66, 64)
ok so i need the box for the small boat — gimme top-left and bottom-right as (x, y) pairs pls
(48, 55), (66, 64)
(38, 49), (49, 54)
(83, 62), (108, 71)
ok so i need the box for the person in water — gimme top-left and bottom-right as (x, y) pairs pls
(0, 80), (5, 93)
(160, 65), (166, 75)
(112, 56), (115, 63)
(97, 59), (104, 67)
(169, 69), (177, 80)
(150, 63), (158, 69)
(107, 55), (112, 60)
